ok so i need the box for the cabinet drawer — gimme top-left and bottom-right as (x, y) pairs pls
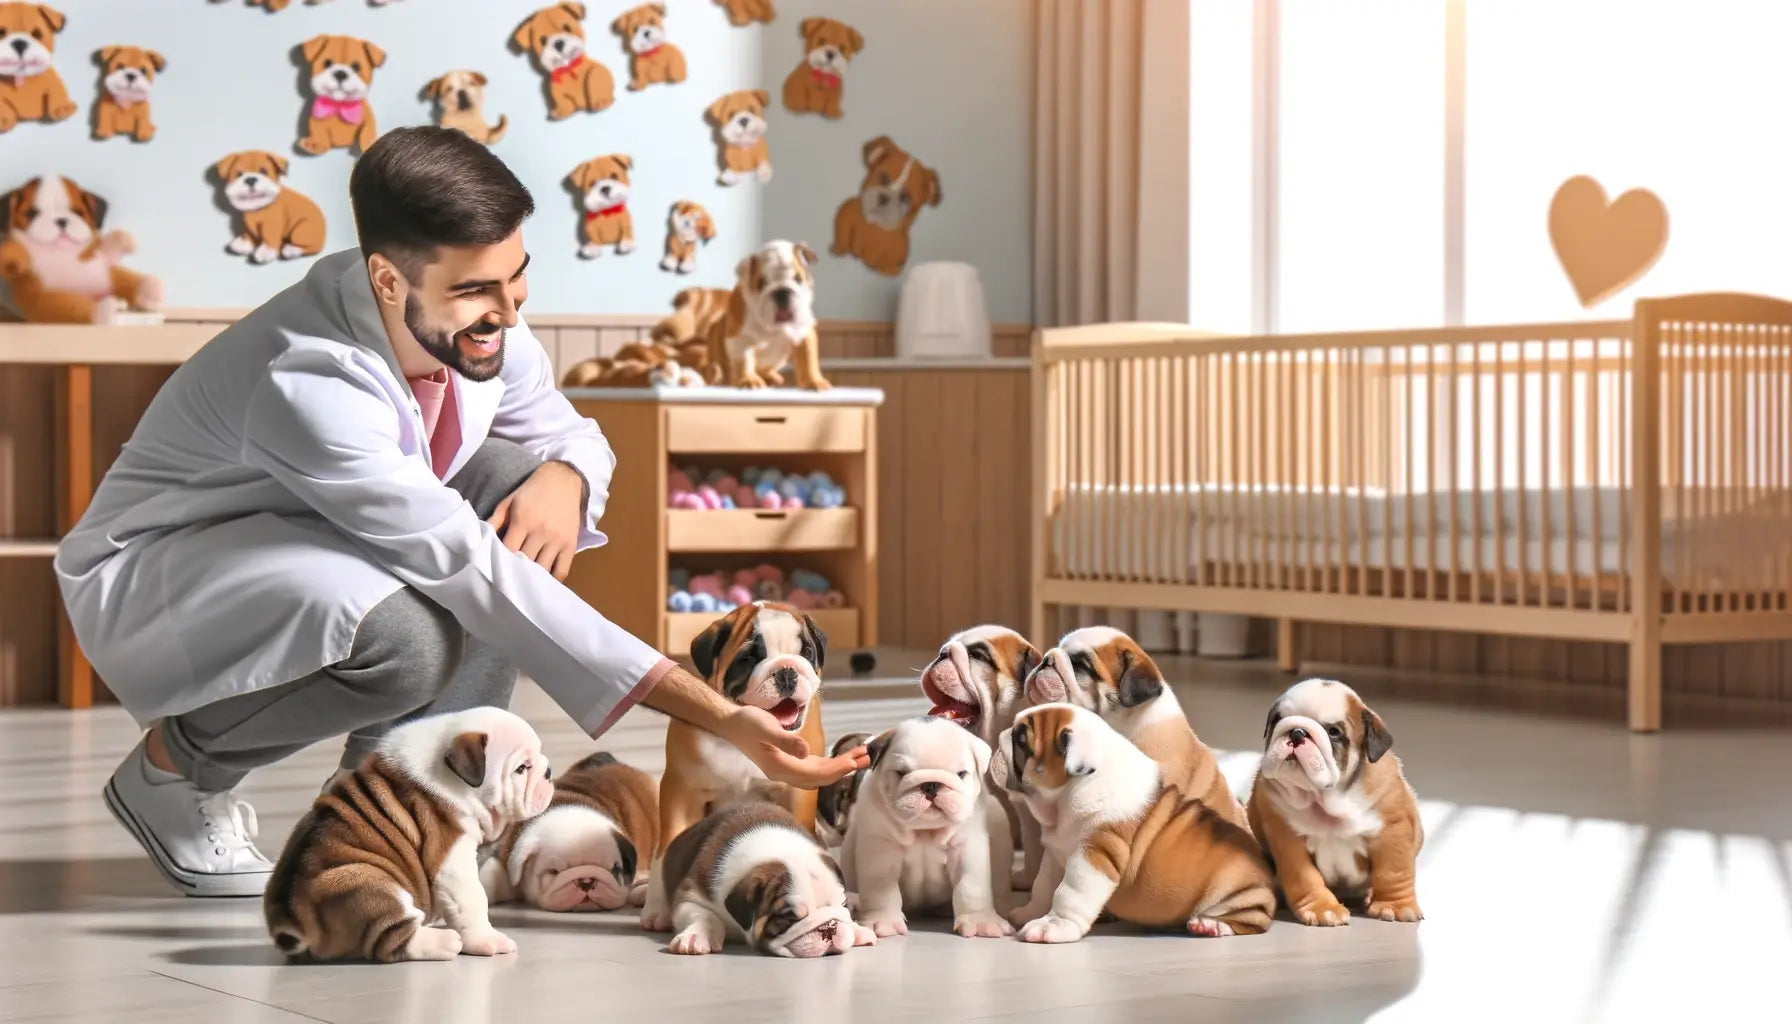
(664, 608), (860, 658)
(666, 405), (865, 453)
(665, 509), (858, 553)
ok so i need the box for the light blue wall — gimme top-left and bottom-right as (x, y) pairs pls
(5, 0), (1033, 322)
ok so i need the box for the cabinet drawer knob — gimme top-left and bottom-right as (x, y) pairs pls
(754, 511), (788, 521)
(754, 415), (788, 425)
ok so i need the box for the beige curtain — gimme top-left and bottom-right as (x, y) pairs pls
(1033, 0), (1145, 327)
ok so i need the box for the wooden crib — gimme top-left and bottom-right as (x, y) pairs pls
(1030, 293), (1792, 731)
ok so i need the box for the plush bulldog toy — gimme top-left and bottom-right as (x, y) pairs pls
(1, 174), (163, 323)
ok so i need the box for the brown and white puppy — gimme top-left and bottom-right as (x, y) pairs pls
(1026, 626), (1250, 833)
(815, 731), (870, 848)
(566, 154), (635, 258)
(91, 45), (163, 142)
(782, 17), (862, 120)
(650, 285), (727, 351)
(659, 200), (714, 275)
(840, 717), (1015, 939)
(0, 174), (160, 323)
(212, 150), (327, 265)
(423, 70), (507, 145)
(995, 704), (1275, 943)
(918, 625), (1042, 888)
(263, 707), (554, 963)
(482, 751), (658, 913)
(512, 2), (615, 120)
(0, 3), (76, 133)
(714, 0), (773, 27)
(831, 135), (942, 277)
(1248, 678), (1424, 926)
(704, 240), (829, 390)
(297, 34), (383, 156)
(613, 2), (685, 91)
(640, 602), (830, 932)
(658, 798), (873, 957)
(706, 89), (772, 186)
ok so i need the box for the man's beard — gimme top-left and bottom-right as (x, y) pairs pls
(404, 294), (505, 382)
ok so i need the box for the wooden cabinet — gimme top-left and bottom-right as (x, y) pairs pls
(564, 387), (883, 660)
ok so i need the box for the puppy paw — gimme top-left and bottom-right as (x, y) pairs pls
(659, 256), (677, 271)
(616, 240), (636, 254)
(1294, 896), (1351, 927)
(280, 245), (308, 260)
(578, 243), (604, 259)
(954, 911), (1015, 939)
(133, 277), (164, 311)
(735, 374), (768, 390)
(135, 126), (155, 142)
(1007, 902), (1048, 928)
(404, 926), (462, 961)
(628, 879), (650, 908)
(639, 907), (673, 932)
(90, 297), (122, 326)
(98, 231), (136, 258)
(850, 924), (878, 948)
(804, 377), (832, 392)
(457, 927), (516, 956)
(227, 236), (254, 256)
(667, 927), (718, 955)
(50, 101), (77, 121)
(858, 910), (907, 938)
(1186, 916), (1236, 938)
(297, 137), (329, 156)
(1016, 914), (1084, 944)
(1366, 898), (1423, 923)
(250, 245), (278, 265)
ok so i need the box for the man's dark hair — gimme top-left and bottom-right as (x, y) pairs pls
(349, 126), (534, 278)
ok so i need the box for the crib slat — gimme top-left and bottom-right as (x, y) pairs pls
(1471, 341), (1482, 604)
(1257, 351), (1270, 592)
(1448, 343), (1460, 602)
(1563, 339), (1576, 609)
(1496, 339), (1508, 605)
(1704, 322), (1716, 612)
(1587, 339), (1603, 609)
(1404, 347), (1416, 600)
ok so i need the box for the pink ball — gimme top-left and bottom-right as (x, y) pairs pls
(782, 495), (804, 509)
(732, 570), (758, 590)
(696, 485), (723, 509)
(667, 469), (694, 493)
(670, 491), (705, 510)
(689, 573), (725, 597)
(725, 585), (754, 605)
(733, 484), (759, 508)
(758, 492), (783, 510)
(787, 589), (820, 610)
(754, 563), (786, 584)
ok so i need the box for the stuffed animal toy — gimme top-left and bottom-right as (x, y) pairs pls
(660, 200), (714, 275)
(782, 17), (862, 120)
(423, 70), (507, 145)
(512, 2), (615, 120)
(562, 340), (707, 390)
(706, 90), (772, 186)
(211, 150), (327, 265)
(0, 2), (78, 133)
(567, 154), (635, 258)
(613, 3), (685, 91)
(832, 135), (942, 277)
(91, 45), (164, 142)
(1, 174), (163, 323)
(714, 0), (773, 26)
(296, 34), (385, 156)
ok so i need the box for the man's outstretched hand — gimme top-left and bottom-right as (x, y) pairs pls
(719, 705), (869, 789)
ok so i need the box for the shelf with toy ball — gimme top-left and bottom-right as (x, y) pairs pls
(665, 464), (857, 553)
(663, 565), (858, 655)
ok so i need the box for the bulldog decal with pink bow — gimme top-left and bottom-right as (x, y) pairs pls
(296, 34), (384, 156)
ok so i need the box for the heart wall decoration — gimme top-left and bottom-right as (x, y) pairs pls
(1547, 175), (1669, 308)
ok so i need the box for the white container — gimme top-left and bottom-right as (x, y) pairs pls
(894, 262), (992, 360)
(1197, 613), (1251, 658)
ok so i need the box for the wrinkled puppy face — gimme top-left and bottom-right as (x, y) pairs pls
(726, 857), (856, 958)
(1261, 678), (1392, 795)
(509, 807), (636, 911)
(443, 709), (554, 839)
(922, 624), (1042, 745)
(302, 35), (383, 103)
(800, 18), (863, 77)
(568, 155), (632, 211)
(1026, 626), (1165, 716)
(865, 718), (991, 829)
(672, 202), (714, 241)
(857, 136), (943, 232)
(709, 90), (769, 146)
(690, 601), (827, 732)
(514, 2), (587, 71)
(428, 70), (487, 113)
(99, 45), (163, 103)
(214, 151), (287, 213)
(737, 240), (816, 330)
(6, 175), (104, 248)
(0, 3), (61, 78)
(996, 704), (1097, 825)
(614, 3), (666, 53)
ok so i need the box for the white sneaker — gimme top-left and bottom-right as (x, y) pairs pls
(102, 736), (275, 898)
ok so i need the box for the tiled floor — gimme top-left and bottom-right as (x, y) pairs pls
(1, 652), (1786, 1022)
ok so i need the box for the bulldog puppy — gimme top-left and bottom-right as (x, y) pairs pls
(704, 240), (829, 390)
(658, 798), (872, 957)
(841, 717), (1015, 939)
(1026, 626), (1250, 833)
(296, 34), (384, 156)
(660, 200), (715, 275)
(567, 154), (635, 258)
(815, 731), (870, 849)
(212, 150), (327, 265)
(1, 174), (161, 323)
(919, 625), (1043, 888)
(1248, 678), (1424, 926)
(423, 70), (507, 146)
(831, 135), (942, 277)
(264, 707), (554, 963)
(482, 751), (658, 913)
(715, 0), (774, 28)
(651, 285), (727, 350)
(782, 17), (863, 120)
(640, 601), (830, 932)
(0, 2), (77, 133)
(613, 2), (685, 91)
(91, 45), (164, 142)
(996, 704), (1275, 943)
(512, 2), (615, 120)
(706, 89), (773, 186)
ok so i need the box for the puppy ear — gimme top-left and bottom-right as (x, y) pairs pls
(213, 154), (239, 182)
(1361, 707), (1393, 763)
(445, 731), (489, 787)
(751, 89), (770, 108)
(470, 70), (488, 86)
(505, 828), (543, 888)
(301, 35), (331, 63)
(819, 851), (846, 890)
(699, 214), (716, 240)
(801, 612), (827, 670)
(270, 152), (290, 177)
(422, 75), (448, 100)
(723, 863), (785, 935)
(864, 728), (894, 770)
(362, 41), (387, 69)
(616, 155), (633, 172)
(1007, 721), (1032, 787)
(862, 135), (894, 168)
(1115, 650), (1164, 708)
(688, 613), (733, 680)
(924, 167), (944, 207)
(800, 16), (823, 39)
(77, 189), (109, 231)
(96, 46), (118, 67)
(1263, 703), (1283, 743)
(511, 18), (538, 53)
(734, 253), (755, 281)
(1014, 644), (1041, 692)
(147, 50), (167, 72)
(705, 95), (729, 125)
(613, 831), (638, 887)
(849, 27), (866, 53)
(560, 1), (588, 21)
(794, 243), (817, 268)
(36, 4), (65, 33)
(565, 160), (594, 192)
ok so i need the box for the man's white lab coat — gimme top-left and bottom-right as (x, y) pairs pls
(54, 250), (669, 734)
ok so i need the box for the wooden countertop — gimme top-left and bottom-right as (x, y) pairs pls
(564, 385), (886, 406)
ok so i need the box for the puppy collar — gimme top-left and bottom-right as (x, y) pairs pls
(551, 55), (587, 83)
(587, 204), (627, 220)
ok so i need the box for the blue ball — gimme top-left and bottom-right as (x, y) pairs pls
(668, 590), (694, 613)
(808, 471), (834, 489)
(760, 468), (784, 484)
(691, 592), (720, 613)
(719, 495), (737, 510)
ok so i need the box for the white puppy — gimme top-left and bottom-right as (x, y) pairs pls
(841, 717), (1014, 939)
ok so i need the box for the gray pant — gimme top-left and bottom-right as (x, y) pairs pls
(162, 439), (543, 791)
